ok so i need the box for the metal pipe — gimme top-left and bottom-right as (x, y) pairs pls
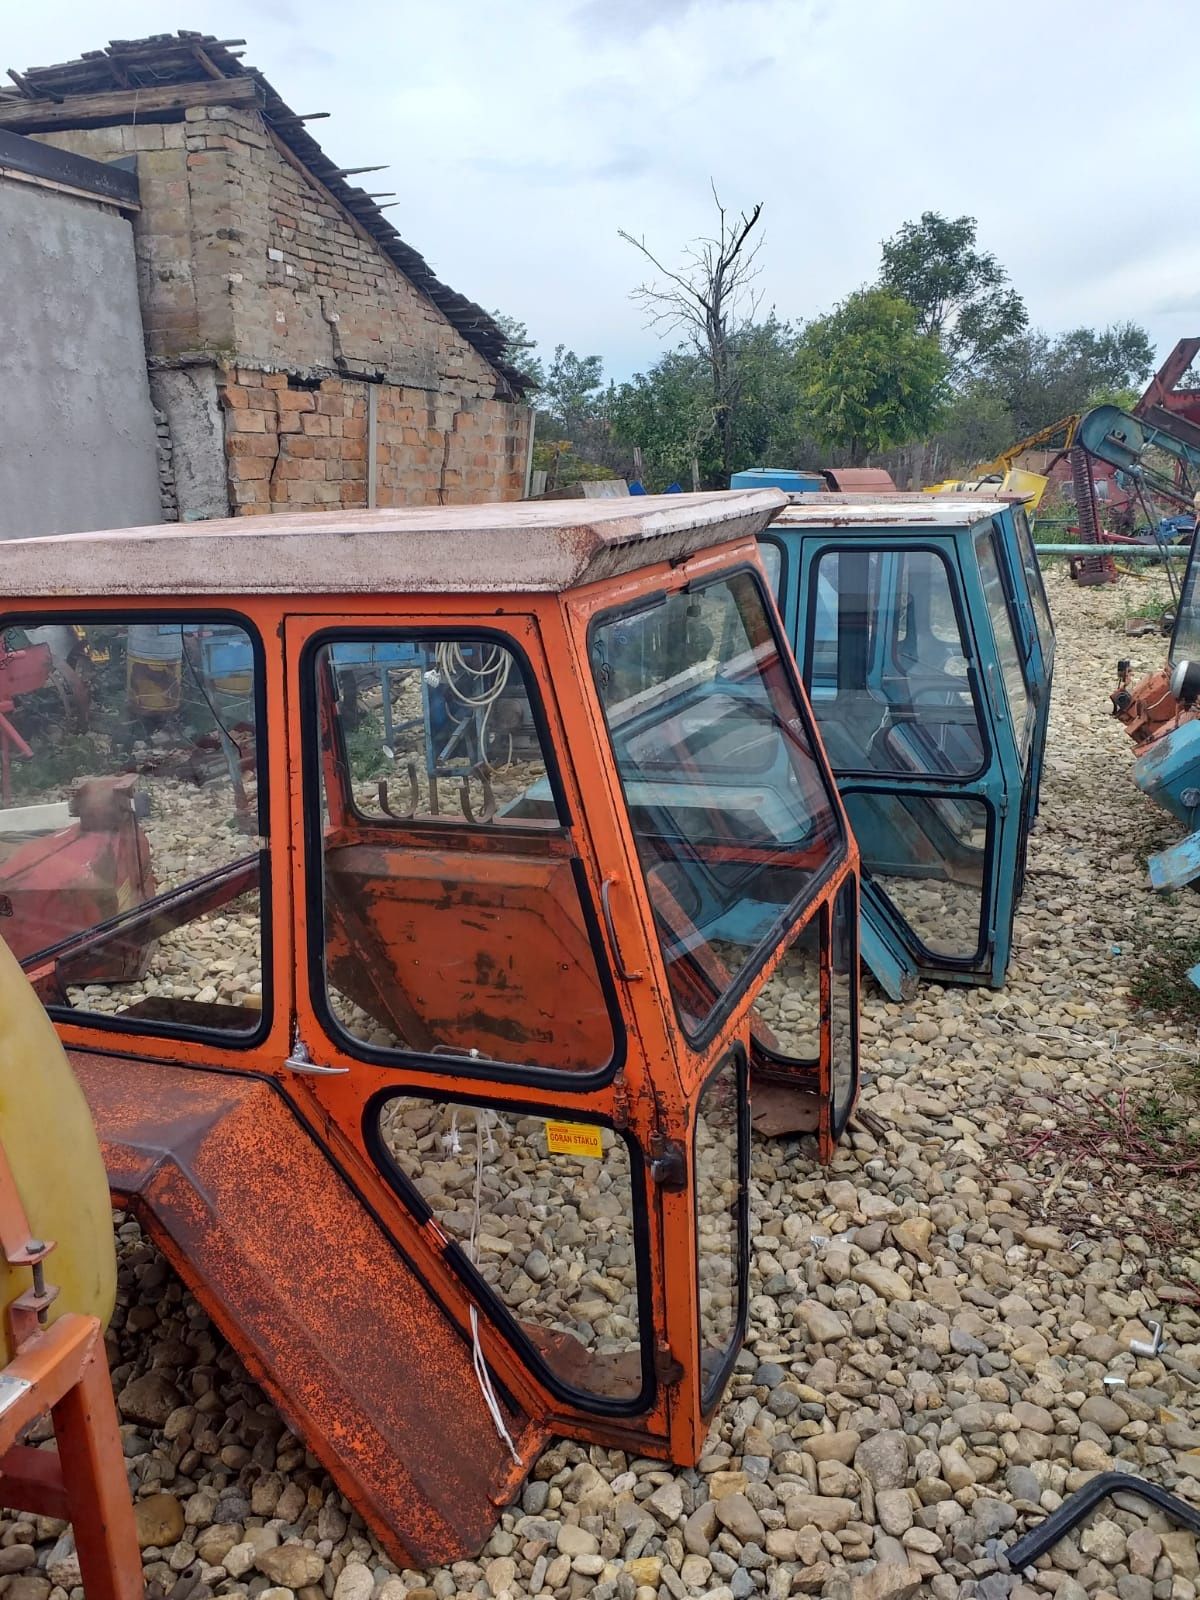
(1035, 544), (1172, 557)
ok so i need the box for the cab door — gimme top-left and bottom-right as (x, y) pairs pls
(796, 537), (1020, 989)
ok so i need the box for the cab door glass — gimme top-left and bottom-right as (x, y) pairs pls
(695, 1052), (746, 1406)
(842, 791), (988, 962)
(311, 635), (615, 1074)
(807, 549), (986, 779)
(376, 1096), (645, 1404)
(975, 532), (1033, 761)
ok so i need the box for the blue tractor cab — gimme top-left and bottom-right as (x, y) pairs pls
(759, 494), (1054, 995)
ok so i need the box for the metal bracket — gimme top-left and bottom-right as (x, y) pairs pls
(1129, 1319), (1165, 1357)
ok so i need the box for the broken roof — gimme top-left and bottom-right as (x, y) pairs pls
(0, 492), (786, 599)
(1, 31), (528, 397)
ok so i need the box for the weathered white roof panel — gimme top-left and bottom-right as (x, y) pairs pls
(775, 493), (1008, 529)
(0, 492), (785, 599)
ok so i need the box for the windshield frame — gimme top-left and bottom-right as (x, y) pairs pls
(586, 562), (847, 1053)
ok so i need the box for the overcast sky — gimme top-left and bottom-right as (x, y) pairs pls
(10, 1), (1200, 381)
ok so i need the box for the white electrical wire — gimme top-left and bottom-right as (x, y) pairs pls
(435, 642), (513, 769)
(466, 1108), (522, 1466)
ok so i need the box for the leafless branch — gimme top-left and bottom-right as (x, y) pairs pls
(619, 187), (765, 479)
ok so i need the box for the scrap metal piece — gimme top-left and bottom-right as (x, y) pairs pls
(1147, 829), (1200, 891)
(1007, 1471), (1200, 1570)
(1130, 1319), (1165, 1358)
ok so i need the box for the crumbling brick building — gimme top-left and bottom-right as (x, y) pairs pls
(2, 32), (532, 521)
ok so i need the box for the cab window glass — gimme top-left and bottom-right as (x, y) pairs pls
(591, 573), (841, 1041)
(750, 916), (819, 1063)
(377, 1096), (644, 1403)
(807, 549), (986, 780)
(1012, 509), (1054, 654)
(759, 540), (784, 604)
(975, 532), (1032, 759)
(845, 790), (987, 962)
(313, 635), (614, 1073)
(830, 880), (857, 1133)
(0, 619), (265, 1035)
(695, 1054), (745, 1405)
(1171, 542), (1200, 669)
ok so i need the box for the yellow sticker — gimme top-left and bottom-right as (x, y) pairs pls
(545, 1120), (604, 1160)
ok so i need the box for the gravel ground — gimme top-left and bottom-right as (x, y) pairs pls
(9, 568), (1200, 1600)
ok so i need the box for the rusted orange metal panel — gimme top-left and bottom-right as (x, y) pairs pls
(72, 1051), (545, 1567)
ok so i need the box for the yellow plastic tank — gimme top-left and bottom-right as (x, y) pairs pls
(0, 934), (115, 1357)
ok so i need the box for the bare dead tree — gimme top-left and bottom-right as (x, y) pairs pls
(619, 185), (765, 484)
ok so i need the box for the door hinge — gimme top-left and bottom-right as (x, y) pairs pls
(649, 1139), (687, 1191)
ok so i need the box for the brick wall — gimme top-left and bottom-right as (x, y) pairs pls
(34, 99), (530, 514)
(223, 371), (528, 515)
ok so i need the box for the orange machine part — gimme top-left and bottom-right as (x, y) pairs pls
(1112, 668), (1199, 746)
(0, 1139), (140, 1600)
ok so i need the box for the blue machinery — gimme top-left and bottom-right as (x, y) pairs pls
(759, 495), (1054, 995)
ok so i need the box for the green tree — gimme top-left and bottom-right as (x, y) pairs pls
(538, 345), (606, 435)
(879, 211), (1027, 376)
(489, 310), (544, 391)
(610, 317), (803, 490)
(977, 322), (1155, 439)
(795, 289), (949, 465)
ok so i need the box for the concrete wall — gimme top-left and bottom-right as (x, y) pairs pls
(0, 177), (162, 539)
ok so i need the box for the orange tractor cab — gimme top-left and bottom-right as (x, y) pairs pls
(0, 493), (860, 1566)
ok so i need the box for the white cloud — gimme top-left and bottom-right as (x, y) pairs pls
(8, 0), (1200, 381)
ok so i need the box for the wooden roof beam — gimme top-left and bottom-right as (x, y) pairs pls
(0, 74), (261, 130)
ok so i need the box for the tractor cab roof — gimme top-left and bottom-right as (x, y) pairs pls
(0, 491), (785, 599)
(775, 492), (1011, 530)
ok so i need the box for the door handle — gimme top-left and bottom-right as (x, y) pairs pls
(601, 876), (643, 981)
(284, 1035), (349, 1076)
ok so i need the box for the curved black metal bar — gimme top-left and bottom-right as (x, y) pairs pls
(1007, 1472), (1200, 1570)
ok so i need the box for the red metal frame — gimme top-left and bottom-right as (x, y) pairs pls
(0, 1141), (139, 1600)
